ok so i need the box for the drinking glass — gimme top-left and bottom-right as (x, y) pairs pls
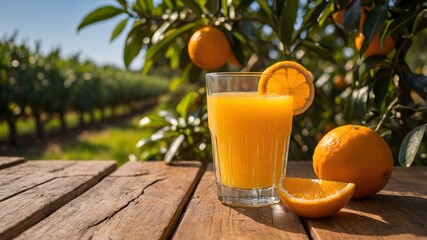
(206, 72), (293, 207)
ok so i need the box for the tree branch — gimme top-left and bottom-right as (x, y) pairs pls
(375, 97), (398, 132)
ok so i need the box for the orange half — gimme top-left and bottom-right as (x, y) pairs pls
(277, 177), (355, 218)
(258, 61), (314, 115)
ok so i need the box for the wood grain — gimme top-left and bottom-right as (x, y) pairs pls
(0, 160), (113, 201)
(16, 161), (204, 240)
(173, 162), (310, 240)
(0, 160), (116, 240)
(291, 163), (427, 240)
(0, 156), (24, 170)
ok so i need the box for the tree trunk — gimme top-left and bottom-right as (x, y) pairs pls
(397, 79), (413, 135)
(111, 105), (116, 118)
(7, 118), (17, 145)
(89, 111), (95, 124)
(99, 107), (105, 121)
(79, 111), (85, 128)
(34, 112), (44, 140)
(59, 112), (67, 133)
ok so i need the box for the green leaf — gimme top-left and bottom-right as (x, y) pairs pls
(116, 0), (127, 8)
(123, 22), (145, 68)
(363, 66), (392, 86)
(136, 0), (147, 13)
(136, 137), (155, 149)
(77, 6), (123, 31)
(396, 104), (427, 112)
(157, 110), (179, 124)
(138, 114), (171, 128)
(344, 86), (369, 122)
(256, 0), (274, 25)
(372, 72), (392, 112)
(132, 1), (143, 14)
(221, 0), (229, 16)
(273, 0), (284, 17)
(143, 0), (154, 13)
(169, 77), (186, 92)
(165, 134), (185, 164)
(354, 85), (369, 120)
(318, 1), (334, 27)
(136, 128), (179, 150)
(179, 0), (204, 16)
(336, 0), (350, 9)
(168, 44), (180, 69)
(145, 22), (198, 62)
(382, 11), (416, 43)
(164, 0), (174, 9)
(110, 18), (128, 42)
(179, 46), (191, 70)
(176, 91), (198, 119)
(343, 0), (361, 31)
(298, 40), (337, 64)
(151, 128), (179, 141)
(412, 9), (427, 34)
(139, 144), (162, 160)
(181, 61), (202, 83)
(230, 32), (246, 66)
(358, 55), (387, 79)
(302, 1), (329, 29)
(277, 0), (299, 48)
(142, 59), (154, 74)
(151, 21), (172, 44)
(231, 30), (247, 44)
(399, 124), (427, 167)
(206, 0), (220, 14)
(360, 4), (388, 56)
(403, 68), (427, 100)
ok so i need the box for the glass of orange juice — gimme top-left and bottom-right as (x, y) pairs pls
(206, 73), (293, 207)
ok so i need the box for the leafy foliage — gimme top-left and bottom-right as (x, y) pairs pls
(136, 88), (210, 162)
(79, 0), (427, 165)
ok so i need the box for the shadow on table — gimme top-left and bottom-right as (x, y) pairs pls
(309, 194), (427, 237)
(233, 203), (308, 235)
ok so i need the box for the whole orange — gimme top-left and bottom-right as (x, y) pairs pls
(355, 6), (395, 58)
(313, 125), (393, 198)
(355, 32), (395, 58)
(332, 1), (374, 27)
(188, 26), (231, 70)
(332, 75), (347, 89)
(332, 10), (345, 26)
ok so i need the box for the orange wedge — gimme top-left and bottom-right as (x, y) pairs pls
(277, 177), (355, 218)
(258, 61), (314, 115)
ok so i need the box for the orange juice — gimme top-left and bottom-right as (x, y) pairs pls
(208, 92), (293, 189)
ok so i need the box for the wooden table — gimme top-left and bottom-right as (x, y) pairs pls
(0, 156), (426, 240)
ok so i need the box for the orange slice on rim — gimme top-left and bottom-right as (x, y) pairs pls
(258, 61), (315, 115)
(277, 177), (355, 218)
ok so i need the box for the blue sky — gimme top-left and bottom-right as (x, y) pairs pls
(0, 0), (143, 70)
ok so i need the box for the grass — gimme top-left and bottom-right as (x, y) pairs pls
(28, 114), (151, 166)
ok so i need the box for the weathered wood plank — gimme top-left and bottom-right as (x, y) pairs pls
(0, 160), (112, 201)
(173, 162), (309, 240)
(280, 162), (427, 239)
(16, 161), (204, 240)
(0, 160), (116, 240)
(289, 162), (427, 239)
(0, 156), (25, 170)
